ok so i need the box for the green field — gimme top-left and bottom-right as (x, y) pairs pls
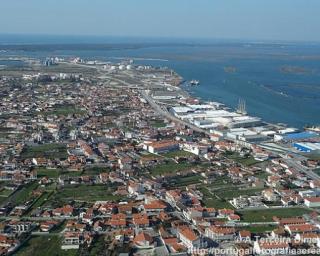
(149, 161), (195, 176)
(83, 166), (111, 175)
(244, 224), (277, 234)
(216, 187), (264, 200)
(198, 186), (233, 209)
(169, 175), (202, 187)
(225, 152), (261, 166)
(43, 105), (86, 117)
(313, 168), (320, 176)
(208, 176), (232, 187)
(36, 168), (61, 178)
(255, 171), (269, 180)
(161, 150), (195, 159)
(10, 181), (39, 205)
(88, 235), (108, 256)
(15, 235), (78, 256)
(48, 184), (123, 205)
(237, 208), (311, 222)
(305, 154), (320, 161)
(0, 188), (13, 197)
(28, 191), (54, 214)
(21, 143), (68, 160)
(36, 168), (83, 178)
(150, 120), (167, 128)
(0, 196), (8, 205)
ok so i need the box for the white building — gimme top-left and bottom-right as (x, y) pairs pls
(304, 197), (320, 208)
(205, 226), (235, 241)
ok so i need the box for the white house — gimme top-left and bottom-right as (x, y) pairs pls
(304, 197), (320, 208)
(205, 226), (235, 241)
(253, 241), (289, 255)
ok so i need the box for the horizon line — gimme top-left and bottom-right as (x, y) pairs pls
(0, 33), (320, 45)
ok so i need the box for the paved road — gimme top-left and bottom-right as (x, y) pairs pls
(283, 158), (320, 181)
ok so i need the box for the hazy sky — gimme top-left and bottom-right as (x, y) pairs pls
(1, 0), (319, 41)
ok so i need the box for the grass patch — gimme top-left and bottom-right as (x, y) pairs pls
(313, 168), (320, 176)
(51, 220), (66, 234)
(306, 154), (320, 161)
(237, 208), (311, 222)
(216, 187), (264, 200)
(169, 175), (202, 187)
(49, 184), (122, 205)
(198, 186), (233, 209)
(209, 175), (232, 186)
(30, 191), (54, 210)
(242, 225), (277, 234)
(89, 235), (107, 256)
(237, 157), (261, 166)
(21, 143), (68, 160)
(36, 168), (83, 178)
(255, 171), (269, 180)
(149, 161), (195, 176)
(83, 166), (111, 175)
(36, 168), (61, 178)
(0, 188), (13, 197)
(15, 235), (78, 256)
(43, 105), (86, 117)
(162, 150), (195, 159)
(225, 152), (260, 166)
(10, 181), (39, 205)
(150, 120), (167, 128)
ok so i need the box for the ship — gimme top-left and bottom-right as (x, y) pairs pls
(190, 80), (200, 86)
(304, 125), (320, 133)
(236, 98), (247, 115)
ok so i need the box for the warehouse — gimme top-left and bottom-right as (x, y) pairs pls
(169, 106), (194, 117)
(275, 131), (319, 142)
(284, 131), (318, 141)
(293, 142), (320, 153)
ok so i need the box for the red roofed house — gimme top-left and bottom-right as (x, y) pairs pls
(147, 140), (179, 154)
(177, 226), (201, 249)
(218, 209), (234, 218)
(183, 206), (216, 221)
(132, 213), (149, 228)
(52, 205), (74, 217)
(108, 213), (127, 229)
(163, 237), (186, 253)
(228, 214), (241, 222)
(144, 200), (167, 215)
(133, 232), (155, 249)
(0, 234), (19, 253)
(40, 221), (59, 232)
(272, 217), (306, 226)
(304, 197), (320, 208)
(284, 224), (318, 235)
(238, 230), (251, 241)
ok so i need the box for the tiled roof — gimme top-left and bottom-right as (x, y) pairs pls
(178, 226), (198, 242)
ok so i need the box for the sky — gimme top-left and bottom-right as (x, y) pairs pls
(1, 0), (320, 42)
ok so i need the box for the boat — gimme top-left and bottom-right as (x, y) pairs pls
(304, 125), (320, 133)
(236, 98), (247, 115)
(190, 80), (200, 86)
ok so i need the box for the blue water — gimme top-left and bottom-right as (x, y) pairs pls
(0, 60), (25, 67)
(1, 35), (320, 128)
